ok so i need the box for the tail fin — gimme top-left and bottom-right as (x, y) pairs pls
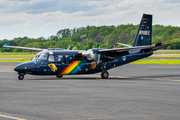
(132, 14), (152, 46)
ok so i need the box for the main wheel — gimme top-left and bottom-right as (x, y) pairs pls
(56, 75), (63, 78)
(18, 74), (24, 80)
(101, 70), (109, 79)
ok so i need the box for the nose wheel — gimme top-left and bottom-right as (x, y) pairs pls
(101, 70), (109, 79)
(18, 74), (24, 80)
(18, 73), (26, 80)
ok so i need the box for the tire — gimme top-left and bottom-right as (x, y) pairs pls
(101, 70), (109, 79)
(56, 75), (63, 78)
(18, 74), (24, 80)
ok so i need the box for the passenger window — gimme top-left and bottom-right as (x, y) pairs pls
(48, 55), (54, 62)
(65, 55), (69, 62)
(57, 55), (63, 61)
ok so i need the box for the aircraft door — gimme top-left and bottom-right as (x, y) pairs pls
(47, 54), (58, 73)
(48, 54), (54, 62)
(53, 55), (65, 72)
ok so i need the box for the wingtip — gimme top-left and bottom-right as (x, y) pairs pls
(3, 43), (10, 47)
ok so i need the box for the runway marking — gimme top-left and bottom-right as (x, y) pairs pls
(0, 114), (27, 120)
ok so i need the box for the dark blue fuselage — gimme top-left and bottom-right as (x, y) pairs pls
(14, 50), (153, 75)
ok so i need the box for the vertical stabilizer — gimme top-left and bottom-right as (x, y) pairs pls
(133, 14), (152, 46)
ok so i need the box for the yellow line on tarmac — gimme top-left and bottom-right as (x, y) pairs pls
(0, 114), (27, 120)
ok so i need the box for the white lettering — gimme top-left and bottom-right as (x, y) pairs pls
(139, 30), (150, 35)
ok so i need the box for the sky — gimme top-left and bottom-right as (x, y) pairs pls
(0, 0), (180, 40)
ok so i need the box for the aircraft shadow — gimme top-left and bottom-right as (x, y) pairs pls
(21, 74), (180, 81)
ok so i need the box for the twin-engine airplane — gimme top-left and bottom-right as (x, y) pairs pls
(3, 14), (173, 80)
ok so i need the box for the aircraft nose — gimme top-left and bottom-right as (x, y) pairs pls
(14, 64), (23, 72)
(14, 61), (35, 72)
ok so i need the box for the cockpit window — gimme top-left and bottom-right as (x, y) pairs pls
(38, 53), (48, 61)
(32, 53), (41, 61)
(48, 55), (54, 62)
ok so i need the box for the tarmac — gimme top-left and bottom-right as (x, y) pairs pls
(0, 62), (180, 120)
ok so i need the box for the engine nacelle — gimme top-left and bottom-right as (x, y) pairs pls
(82, 49), (100, 63)
(82, 49), (117, 64)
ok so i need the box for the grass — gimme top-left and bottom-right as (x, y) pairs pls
(0, 59), (30, 62)
(154, 50), (180, 54)
(150, 54), (180, 57)
(0, 55), (34, 57)
(131, 59), (180, 65)
(0, 52), (35, 57)
(0, 52), (37, 55)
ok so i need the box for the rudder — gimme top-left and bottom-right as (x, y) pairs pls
(132, 14), (152, 46)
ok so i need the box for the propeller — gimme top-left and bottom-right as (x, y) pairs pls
(82, 49), (100, 64)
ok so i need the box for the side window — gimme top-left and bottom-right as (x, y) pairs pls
(65, 55), (69, 62)
(48, 55), (54, 62)
(56, 55), (63, 62)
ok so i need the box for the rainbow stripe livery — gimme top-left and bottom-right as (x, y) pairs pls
(59, 60), (87, 75)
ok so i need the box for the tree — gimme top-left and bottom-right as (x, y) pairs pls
(76, 42), (84, 50)
(57, 29), (71, 39)
(88, 29), (98, 39)
(48, 35), (58, 41)
(94, 35), (101, 43)
(87, 40), (95, 49)
(106, 34), (119, 46)
(119, 31), (130, 43)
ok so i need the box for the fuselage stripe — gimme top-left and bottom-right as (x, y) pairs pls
(63, 61), (81, 75)
(59, 61), (76, 75)
(59, 61), (83, 75)
(69, 62), (81, 74)
(72, 61), (86, 74)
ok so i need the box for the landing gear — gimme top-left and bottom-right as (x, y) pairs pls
(17, 73), (26, 80)
(18, 74), (24, 80)
(101, 70), (109, 79)
(56, 75), (63, 78)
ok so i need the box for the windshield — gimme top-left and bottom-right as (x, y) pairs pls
(32, 53), (48, 61)
(38, 53), (48, 60)
(32, 53), (41, 61)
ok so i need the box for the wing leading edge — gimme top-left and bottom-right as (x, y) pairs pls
(3, 45), (45, 51)
(98, 43), (174, 58)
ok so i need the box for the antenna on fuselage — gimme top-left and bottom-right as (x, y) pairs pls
(67, 45), (71, 50)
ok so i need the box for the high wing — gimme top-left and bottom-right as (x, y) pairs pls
(97, 45), (153, 57)
(98, 43), (174, 57)
(3, 44), (66, 51)
(152, 43), (174, 51)
(81, 43), (174, 62)
(3, 45), (45, 51)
